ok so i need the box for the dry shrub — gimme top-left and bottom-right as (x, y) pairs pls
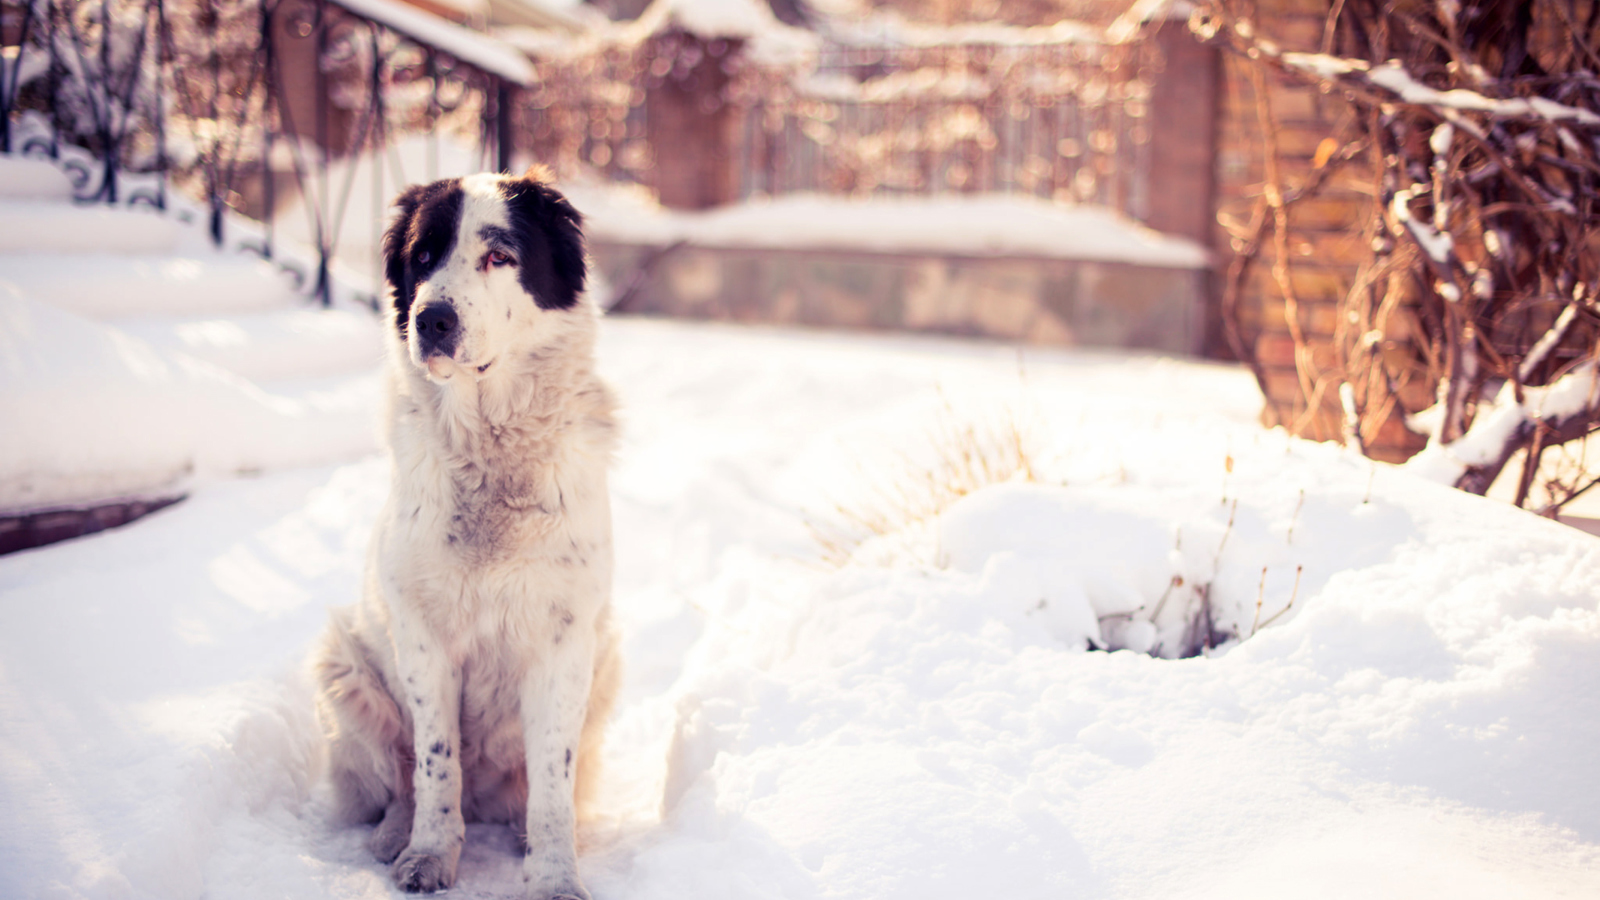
(1198, 0), (1600, 512)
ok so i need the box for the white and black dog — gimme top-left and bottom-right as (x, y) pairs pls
(314, 169), (619, 899)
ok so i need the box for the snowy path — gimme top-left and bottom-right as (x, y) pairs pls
(3, 318), (1599, 899)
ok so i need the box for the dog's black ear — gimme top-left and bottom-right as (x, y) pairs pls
(384, 184), (427, 338)
(506, 174), (586, 310)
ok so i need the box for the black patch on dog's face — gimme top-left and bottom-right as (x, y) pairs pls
(382, 178), (464, 338)
(382, 174), (586, 340)
(501, 177), (586, 310)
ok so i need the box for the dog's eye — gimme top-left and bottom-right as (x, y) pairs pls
(417, 250), (433, 266)
(487, 250), (514, 267)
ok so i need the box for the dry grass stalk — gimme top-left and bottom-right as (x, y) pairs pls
(808, 397), (1041, 566)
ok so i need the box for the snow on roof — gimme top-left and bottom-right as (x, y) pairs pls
(1106, 0), (1196, 43)
(495, 0), (817, 63)
(416, 0), (489, 20)
(569, 186), (1210, 268)
(628, 0), (819, 62)
(486, 0), (594, 31)
(644, 0), (777, 38)
(331, 0), (536, 84)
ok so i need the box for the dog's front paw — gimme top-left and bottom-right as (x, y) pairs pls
(524, 871), (590, 900)
(528, 886), (590, 900)
(393, 849), (457, 893)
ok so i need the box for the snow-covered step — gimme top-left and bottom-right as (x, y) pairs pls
(0, 289), (381, 515)
(0, 156), (75, 202)
(0, 200), (180, 255)
(112, 307), (386, 382)
(0, 252), (306, 318)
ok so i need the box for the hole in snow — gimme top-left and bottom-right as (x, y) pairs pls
(934, 483), (1308, 660)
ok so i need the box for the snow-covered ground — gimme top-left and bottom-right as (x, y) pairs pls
(2, 317), (1598, 899)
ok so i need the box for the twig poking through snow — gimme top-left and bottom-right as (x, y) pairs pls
(1222, 448), (1234, 504)
(1149, 528), (1186, 623)
(1287, 488), (1305, 544)
(1213, 498), (1239, 569)
(1149, 573), (1183, 624)
(1249, 566), (1269, 635)
(1256, 565), (1304, 632)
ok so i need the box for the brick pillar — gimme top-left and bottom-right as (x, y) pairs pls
(645, 31), (743, 210)
(270, 2), (356, 156)
(1143, 19), (1220, 249)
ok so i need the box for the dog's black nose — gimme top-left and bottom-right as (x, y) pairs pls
(415, 303), (460, 358)
(416, 304), (457, 340)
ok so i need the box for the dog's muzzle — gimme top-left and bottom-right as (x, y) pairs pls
(415, 303), (459, 360)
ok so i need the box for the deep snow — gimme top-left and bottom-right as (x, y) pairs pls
(2, 318), (1599, 899)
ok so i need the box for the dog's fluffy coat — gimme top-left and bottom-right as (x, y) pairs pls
(313, 170), (618, 899)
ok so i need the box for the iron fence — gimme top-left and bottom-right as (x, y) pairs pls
(739, 38), (1156, 213)
(516, 26), (1157, 218)
(2, 1), (1165, 301)
(1, 0), (524, 305)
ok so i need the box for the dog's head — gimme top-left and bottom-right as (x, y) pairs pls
(382, 169), (587, 382)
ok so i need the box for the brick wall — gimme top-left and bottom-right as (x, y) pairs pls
(1212, 0), (1422, 459)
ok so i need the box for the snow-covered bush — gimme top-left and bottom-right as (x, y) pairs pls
(811, 404), (1359, 659)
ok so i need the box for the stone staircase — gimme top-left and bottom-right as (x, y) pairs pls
(0, 156), (385, 553)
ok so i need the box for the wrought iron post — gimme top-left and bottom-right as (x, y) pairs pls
(152, 0), (165, 210)
(496, 77), (513, 173)
(100, 0), (115, 203)
(1, 0), (41, 155)
(260, 0), (277, 259)
(313, 0), (330, 306)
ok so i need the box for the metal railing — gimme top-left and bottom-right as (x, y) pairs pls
(0, 0), (169, 206)
(740, 38), (1156, 212)
(515, 26), (1157, 218)
(1, 0), (524, 305)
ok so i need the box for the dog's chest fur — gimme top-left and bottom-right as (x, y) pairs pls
(383, 361), (615, 651)
(441, 424), (565, 559)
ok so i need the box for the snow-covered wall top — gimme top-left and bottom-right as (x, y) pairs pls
(332, 0), (536, 84)
(826, 15), (1106, 49)
(570, 186), (1210, 268)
